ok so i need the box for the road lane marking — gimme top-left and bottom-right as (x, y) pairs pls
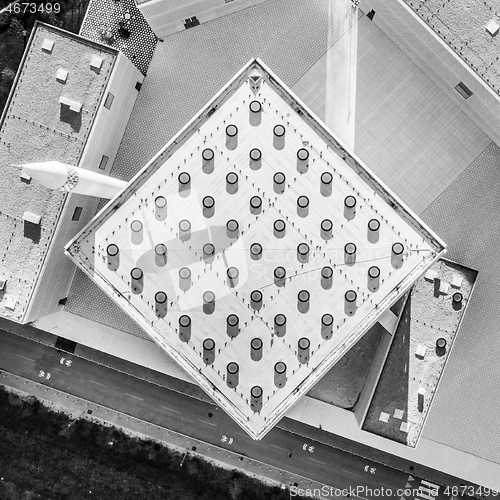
(161, 406), (179, 413)
(16, 355), (35, 362)
(54, 368), (71, 375)
(198, 419), (217, 427)
(125, 393), (143, 401)
(343, 469), (362, 477)
(308, 458), (326, 465)
(235, 432), (250, 438)
(88, 380), (107, 388)
(271, 444), (288, 452)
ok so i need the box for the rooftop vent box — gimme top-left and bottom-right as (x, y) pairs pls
(90, 55), (103, 70)
(486, 19), (499, 36)
(0, 279), (6, 291)
(4, 295), (17, 310)
(56, 68), (68, 83)
(41, 38), (54, 53)
(455, 82), (473, 99)
(23, 212), (41, 225)
(59, 96), (82, 113)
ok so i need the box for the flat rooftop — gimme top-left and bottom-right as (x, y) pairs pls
(65, 58), (445, 439)
(405, 0), (500, 96)
(0, 23), (117, 323)
(364, 258), (477, 446)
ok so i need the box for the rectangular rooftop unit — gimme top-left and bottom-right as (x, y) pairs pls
(56, 68), (68, 83)
(23, 212), (41, 224)
(41, 38), (54, 53)
(59, 96), (82, 113)
(90, 55), (103, 70)
(486, 19), (500, 36)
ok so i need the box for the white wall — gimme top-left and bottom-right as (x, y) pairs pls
(25, 54), (143, 323)
(138, 0), (272, 38)
(359, 0), (500, 146)
(78, 52), (144, 176)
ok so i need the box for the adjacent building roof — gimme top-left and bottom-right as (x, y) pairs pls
(404, 0), (500, 96)
(0, 23), (117, 322)
(66, 58), (446, 439)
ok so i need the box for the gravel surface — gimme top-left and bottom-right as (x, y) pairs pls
(363, 258), (476, 446)
(405, 0), (500, 93)
(0, 24), (115, 321)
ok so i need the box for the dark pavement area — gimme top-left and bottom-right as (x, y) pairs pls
(0, 320), (480, 499)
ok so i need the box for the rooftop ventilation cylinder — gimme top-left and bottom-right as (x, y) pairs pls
(250, 385), (263, 412)
(226, 172), (238, 194)
(203, 243), (215, 261)
(179, 315), (191, 342)
(274, 361), (287, 388)
(226, 219), (239, 238)
(368, 218), (380, 243)
(155, 291), (168, 318)
(250, 290), (263, 311)
(250, 242), (262, 260)
(274, 266), (286, 287)
(297, 195), (309, 217)
(203, 338), (216, 365)
(274, 314), (286, 337)
(298, 290), (310, 313)
(344, 290), (357, 316)
(321, 172), (333, 197)
(130, 267), (143, 294)
(155, 243), (167, 267)
(321, 314), (334, 340)
(227, 314), (239, 338)
(297, 243), (310, 263)
(249, 100), (262, 126)
(202, 148), (215, 174)
(250, 196), (262, 215)
(203, 291), (215, 315)
(106, 243), (119, 271)
(273, 172), (286, 194)
(250, 337), (263, 361)
(227, 362), (239, 388)
(226, 124), (238, 150)
(297, 337), (310, 364)
(274, 219), (286, 239)
(227, 267), (239, 288)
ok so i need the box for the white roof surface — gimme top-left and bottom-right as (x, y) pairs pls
(66, 59), (445, 439)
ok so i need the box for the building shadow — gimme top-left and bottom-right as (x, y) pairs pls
(362, 293), (412, 445)
(24, 220), (41, 243)
(60, 104), (82, 133)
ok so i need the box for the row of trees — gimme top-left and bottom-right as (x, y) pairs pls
(0, 386), (289, 500)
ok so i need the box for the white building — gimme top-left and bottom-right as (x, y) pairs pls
(65, 58), (446, 439)
(0, 23), (143, 324)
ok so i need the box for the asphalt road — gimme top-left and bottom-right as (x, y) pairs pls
(0, 329), (457, 500)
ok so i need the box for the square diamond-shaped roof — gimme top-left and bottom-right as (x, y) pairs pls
(66, 58), (446, 440)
